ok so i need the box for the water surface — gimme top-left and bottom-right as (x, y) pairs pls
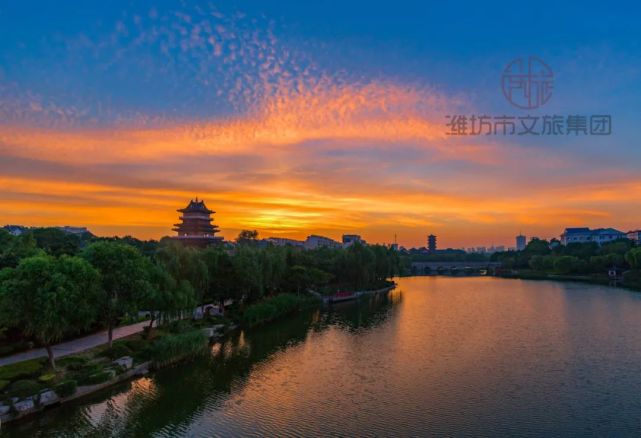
(8, 277), (641, 437)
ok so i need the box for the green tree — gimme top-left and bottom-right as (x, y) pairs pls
(144, 264), (196, 330)
(232, 246), (263, 301)
(625, 248), (641, 270)
(82, 241), (153, 348)
(156, 240), (208, 308)
(236, 229), (259, 246)
(553, 255), (579, 275)
(30, 227), (82, 256)
(0, 232), (41, 269)
(0, 255), (100, 369)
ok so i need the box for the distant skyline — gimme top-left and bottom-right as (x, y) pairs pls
(1, 1), (640, 248)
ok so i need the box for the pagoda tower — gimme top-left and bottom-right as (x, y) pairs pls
(172, 198), (223, 247)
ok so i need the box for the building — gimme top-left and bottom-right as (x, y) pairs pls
(2, 225), (27, 236)
(57, 226), (89, 235)
(172, 198), (223, 247)
(516, 234), (527, 251)
(427, 234), (437, 252)
(560, 227), (626, 245)
(627, 230), (641, 243)
(263, 237), (305, 248)
(342, 234), (363, 248)
(304, 235), (341, 250)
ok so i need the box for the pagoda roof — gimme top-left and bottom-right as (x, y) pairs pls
(177, 198), (214, 214)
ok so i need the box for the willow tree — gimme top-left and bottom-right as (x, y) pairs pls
(0, 255), (100, 369)
(82, 241), (152, 348)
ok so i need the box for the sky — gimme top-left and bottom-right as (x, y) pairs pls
(1, 1), (640, 248)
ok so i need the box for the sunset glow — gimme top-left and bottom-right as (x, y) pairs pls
(1, 2), (640, 247)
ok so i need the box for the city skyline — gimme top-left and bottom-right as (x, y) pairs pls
(1, 1), (640, 248)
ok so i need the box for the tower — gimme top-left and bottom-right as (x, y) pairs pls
(427, 234), (437, 252)
(172, 198), (223, 247)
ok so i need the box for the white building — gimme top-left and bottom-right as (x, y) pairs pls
(263, 237), (305, 248)
(560, 227), (626, 245)
(304, 235), (341, 250)
(3, 225), (27, 236)
(627, 230), (641, 243)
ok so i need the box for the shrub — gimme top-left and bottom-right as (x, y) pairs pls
(79, 370), (114, 386)
(101, 342), (132, 360)
(0, 380), (9, 391)
(73, 363), (104, 383)
(7, 379), (41, 398)
(0, 358), (46, 381)
(242, 294), (311, 328)
(167, 320), (191, 334)
(623, 270), (641, 290)
(123, 339), (146, 352)
(57, 356), (89, 371)
(55, 379), (77, 398)
(38, 373), (56, 383)
(148, 330), (208, 368)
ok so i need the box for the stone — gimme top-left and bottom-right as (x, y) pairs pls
(112, 356), (134, 370)
(13, 399), (35, 413)
(201, 327), (215, 337)
(0, 403), (10, 415)
(39, 390), (59, 406)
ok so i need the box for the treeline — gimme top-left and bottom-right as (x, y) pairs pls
(491, 237), (641, 287)
(0, 228), (401, 367)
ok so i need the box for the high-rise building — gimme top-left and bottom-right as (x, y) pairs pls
(516, 234), (527, 251)
(172, 198), (223, 247)
(427, 234), (437, 252)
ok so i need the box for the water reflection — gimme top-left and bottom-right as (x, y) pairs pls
(7, 278), (641, 437)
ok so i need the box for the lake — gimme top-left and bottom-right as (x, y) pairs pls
(7, 277), (641, 437)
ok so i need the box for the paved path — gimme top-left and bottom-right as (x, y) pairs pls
(0, 321), (152, 367)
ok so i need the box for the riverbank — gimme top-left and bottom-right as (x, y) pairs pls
(0, 284), (398, 428)
(0, 319), (234, 427)
(321, 282), (397, 304)
(495, 270), (641, 292)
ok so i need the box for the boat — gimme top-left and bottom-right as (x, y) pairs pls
(327, 291), (358, 303)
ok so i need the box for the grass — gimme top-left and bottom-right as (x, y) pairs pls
(0, 358), (46, 381)
(147, 330), (208, 368)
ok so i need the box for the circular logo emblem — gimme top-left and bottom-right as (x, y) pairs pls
(501, 57), (553, 109)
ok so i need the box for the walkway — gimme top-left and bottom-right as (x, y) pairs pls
(0, 320), (152, 367)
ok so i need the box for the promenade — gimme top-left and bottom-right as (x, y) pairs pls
(0, 321), (152, 367)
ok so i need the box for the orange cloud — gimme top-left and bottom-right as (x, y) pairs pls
(1, 78), (640, 247)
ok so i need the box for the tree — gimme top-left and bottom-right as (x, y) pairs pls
(29, 227), (82, 256)
(0, 255), (100, 369)
(625, 248), (641, 270)
(288, 265), (332, 294)
(0, 233), (41, 269)
(236, 229), (259, 246)
(155, 240), (208, 308)
(524, 238), (551, 256)
(553, 255), (579, 275)
(144, 264), (196, 330)
(232, 246), (263, 301)
(82, 241), (153, 348)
